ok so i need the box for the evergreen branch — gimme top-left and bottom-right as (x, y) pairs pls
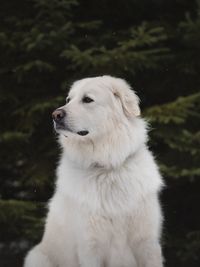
(144, 93), (200, 124)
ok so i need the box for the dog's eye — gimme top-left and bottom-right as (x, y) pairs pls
(82, 96), (94, 103)
(66, 97), (71, 104)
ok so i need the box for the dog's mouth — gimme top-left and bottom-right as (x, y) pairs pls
(77, 131), (89, 136)
(54, 121), (89, 137)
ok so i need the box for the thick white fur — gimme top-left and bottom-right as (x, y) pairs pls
(24, 76), (164, 267)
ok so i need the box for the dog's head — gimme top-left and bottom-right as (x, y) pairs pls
(52, 76), (140, 139)
(52, 76), (145, 168)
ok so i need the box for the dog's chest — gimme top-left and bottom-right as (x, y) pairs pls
(58, 160), (141, 215)
(87, 213), (128, 240)
(76, 212), (136, 266)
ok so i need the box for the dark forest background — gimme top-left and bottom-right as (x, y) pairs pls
(0, 0), (200, 266)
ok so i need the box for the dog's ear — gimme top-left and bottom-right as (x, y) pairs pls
(111, 78), (141, 117)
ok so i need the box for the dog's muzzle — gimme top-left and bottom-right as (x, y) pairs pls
(52, 109), (89, 136)
(52, 109), (66, 130)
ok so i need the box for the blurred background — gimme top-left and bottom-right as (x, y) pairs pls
(0, 0), (200, 266)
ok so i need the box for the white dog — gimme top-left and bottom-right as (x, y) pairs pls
(24, 76), (164, 267)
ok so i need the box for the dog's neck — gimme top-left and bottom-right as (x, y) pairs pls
(90, 146), (143, 172)
(60, 117), (147, 170)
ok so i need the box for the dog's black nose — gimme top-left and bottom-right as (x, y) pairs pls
(52, 109), (66, 123)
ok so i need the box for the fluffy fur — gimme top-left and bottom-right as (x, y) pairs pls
(24, 76), (164, 267)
